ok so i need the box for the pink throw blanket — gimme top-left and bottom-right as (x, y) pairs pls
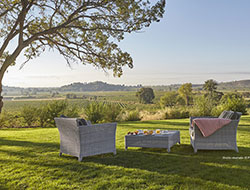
(192, 118), (231, 137)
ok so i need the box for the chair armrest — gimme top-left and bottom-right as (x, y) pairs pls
(190, 116), (217, 126)
(189, 126), (195, 139)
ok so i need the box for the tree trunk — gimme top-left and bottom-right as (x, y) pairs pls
(0, 59), (14, 113)
(186, 96), (190, 106)
(0, 78), (4, 113)
(0, 45), (27, 113)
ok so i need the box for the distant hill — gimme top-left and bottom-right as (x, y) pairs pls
(218, 80), (250, 90)
(2, 81), (141, 95)
(2, 79), (250, 95)
(59, 81), (140, 92)
(150, 80), (250, 91)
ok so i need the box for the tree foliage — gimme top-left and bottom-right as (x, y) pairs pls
(178, 83), (193, 106)
(0, 0), (166, 112)
(192, 92), (247, 117)
(84, 102), (105, 123)
(203, 79), (223, 105)
(192, 95), (216, 117)
(136, 87), (155, 104)
(203, 79), (218, 94)
(160, 91), (178, 107)
(218, 93), (247, 114)
(20, 105), (38, 127)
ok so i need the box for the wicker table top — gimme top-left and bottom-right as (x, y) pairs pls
(125, 130), (180, 152)
(125, 130), (179, 138)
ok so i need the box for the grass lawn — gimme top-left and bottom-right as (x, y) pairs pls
(0, 116), (250, 190)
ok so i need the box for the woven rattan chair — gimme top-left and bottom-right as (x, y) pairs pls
(55, 117), (117, 161)
(189, 111), (242, 153)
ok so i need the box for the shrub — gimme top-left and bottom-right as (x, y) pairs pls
(211, 107), (222, 117)
(84, 102), (105, 123)
(190, 95), (215, 117)
(20, 105), (38, 127)
(1, 100), (82, 128)
(0, 111), (21, 128)
(140, 110), (166, 121)
(104, 104), (121, 122)
(63, 104), (80, 118)
(206, 91), (224, 103)
(46, 100), (68, 126)
(217, 93), (247, 115)
(28, 101), (77, 127)
(176, 96), (186, 106)
(123, 110), (141, 121)
(164, 107), (189, 119)
(160, 91), (178, 107)
(37, 105), (49, 127)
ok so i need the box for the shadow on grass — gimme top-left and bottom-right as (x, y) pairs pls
(0, 137), (59, 159)
(239, 122), (250, 126)
(238, 127), (250, 133)
(81, 147), (250, 189)
(1, 137), (250, 189)
(119, 120), (190, 127)
(0, 137), (59, 149)
(119, 122), (190, 132)
(141, 120), (190, 126)
(0, 126), (56, 131)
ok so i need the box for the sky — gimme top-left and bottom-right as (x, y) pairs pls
(3, 0), (250, 87)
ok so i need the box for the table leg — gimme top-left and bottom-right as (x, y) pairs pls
(167, 146), (171, 152)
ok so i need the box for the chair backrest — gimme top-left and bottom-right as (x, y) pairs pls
(218, 111), (242, 120)
(54, 118), (80, 144)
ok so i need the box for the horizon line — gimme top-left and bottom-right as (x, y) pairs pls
(3, 78), (250, 89)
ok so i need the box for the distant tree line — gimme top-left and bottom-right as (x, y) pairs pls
(136, 79), (247, 116)
(3, 80), (250, 95)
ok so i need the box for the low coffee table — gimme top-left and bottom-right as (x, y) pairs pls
(125, 130), (180, 152)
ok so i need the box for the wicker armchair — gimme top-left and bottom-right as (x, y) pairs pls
(189, 111), (242, 153)
(55, 117), (117, 161)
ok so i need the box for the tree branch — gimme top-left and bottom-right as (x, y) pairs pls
(0, 2), (19, 18)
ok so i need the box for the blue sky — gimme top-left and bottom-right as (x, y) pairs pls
(3, 0), (250, 87)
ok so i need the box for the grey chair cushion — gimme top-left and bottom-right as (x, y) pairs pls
(218, 111), (227, 118)
(218, 111), (233, 119)
(77, 118), (88, 126)
(230, 112), (242, 120)
(219, 111), (242, 120)
(224, 111), (234, 119)
(218, 111), (234, 119)
(61, 115), (87, 126)
(60, 114), (68, 118)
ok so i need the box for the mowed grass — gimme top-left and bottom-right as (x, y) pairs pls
(1, 116), (250, 190)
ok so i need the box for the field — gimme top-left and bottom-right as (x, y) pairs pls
(1, 89), (250, 129)
(2, 90), (166, 112)
(1, 117), (250, 189)
(4, 90), (165, 102)
(3, 90), (250, 115)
